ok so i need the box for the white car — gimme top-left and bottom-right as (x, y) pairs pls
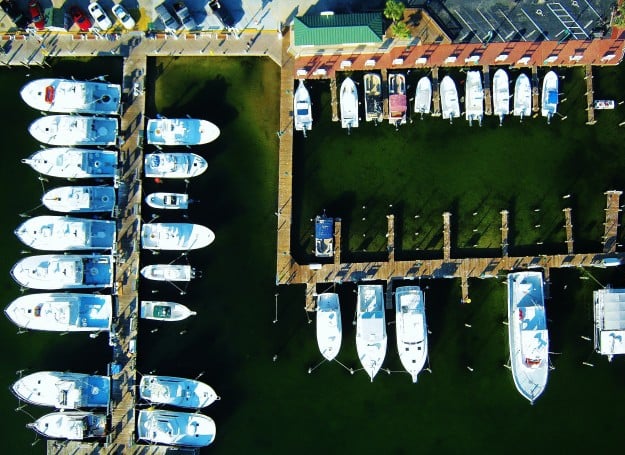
(111, 4), (135, 30)
(87, 2), (112, 30)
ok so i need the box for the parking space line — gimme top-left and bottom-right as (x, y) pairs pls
(498, 8), (527, 41)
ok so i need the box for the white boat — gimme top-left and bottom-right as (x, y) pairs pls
(339, 77), (359, 131)
(356, 284), (387, 381)
(137, 410), (216, 447)
(414, 76), (432, 116)
(22, 148), (118, 179)
(593, 288), (625, 361)
(11, 254), (114, 290)
(4, 293), (112, 332)
(141, 223), (215, 251)
(465, 71), (484, 126)
(144, 153), (207, 179)
(363, 72), (383, 123)
(541, 70), (558, 123)
(395, 286), (428, 383)
(388, 73), (407, 126)
(316, 293), (342, 361)
(293, 79), (312, 135)
(15, 216), (116, 251)
(140, 301), (196, 322)
(28, 412), (107, 440)
(507, 271), (549, 404)
(146, 117), (220, 146)
(29, 115), (118, 146)
(139, 375), (219, 409)
(440, 75), (460, 123)
(145, 192), (190, 210)
(492, 69), (510, 126)
(42, 186), (116, 213)
(594, 99), (615, 110)
(314, 214), (334, 258)
(12, 371), (110, 409)
(513, 73), (532, 121)
(20, 78), (121, 115)
(141, 264), (195, 282)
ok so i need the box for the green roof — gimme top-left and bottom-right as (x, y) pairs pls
(294, 13), (384, 46)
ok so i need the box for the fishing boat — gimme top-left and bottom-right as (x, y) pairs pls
(139, 375), (219, 409)
(145, 192), (190, 210)
(593, 288), (625, 361)
(395, 286), (428, 383)
(15, 216), (116, 251)
(141, 223), (215, 251)
(541, 70), (558, 124)
(29, 115), (118, 146)
(339, 77), (359, 132)
(144, 153), (207, 179)
(4, 293), (112, 332)
(414, 76), (432, 116)
(356, 284), (387, 381)
(140, 300), (196, 322)
(140, 264), (195, 282)
(513, 73), (532, 120)
(316, 293), (342, 361)
(11, 254), (114, 290)
(22, 148), (118, 179)
(465, 71), (484, 126)
(293, 79), (312, 135)
(42, 186), (116, 213)
(137, 410), (215, 447)
(20, 78), (121, 115)
(363, 72), (383, 123)
(28, 412), (107, 440)
(314, 214), (334, 258)
(492, 69), (510, 126)
(440, 75), (460, 123)
(388, 73), (407, 126)
(146, 117), (220, 146)
(507, 271), (549, 404)
(12, 371), (110, 409)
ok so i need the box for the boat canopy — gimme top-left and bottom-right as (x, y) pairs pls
(389, 95), (407, 112)
(315, 216), (333, 240)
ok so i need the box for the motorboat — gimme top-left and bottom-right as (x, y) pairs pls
(492, 69), (510, 126)
(541, 70), (559, 123)
(316, 293), (342, 361)
(388, 73), (407, 126)
(140, 300), (196, 322)
(594, 99), (615, 110)
(137, 410), (215, 447)
(414, 76), (432, 117)
(465, 71), (484, 127)
(314, 214), (334, 258)
(29, 115), (118, 146)
(363, 72), (383, 123)
(356, 284), (387, 381)
(440, 75), (460, 123)
(141, 223), (215, 251)
(22, 148), (118, 179)
(12, 371), (110, 409)
(513, 73), (532, 120)
(593, 288), (625, 361)
(146, 117), (220, 146)
(141, 264), (195, 282)
(507, 271), (549, 404)
(139, 375), (219, 409)
(339, 77), (359, 132)
(145, 192), (190, 210)
(42, 186), (116, 213)
(28, 412), (107, 440)
(20, 78), (121, 115)
(15, 216), (116, 251)
(11, 254), (114, 290)
(144, 153), (207, 179)
(4, 293), (112, 332)
(293, 79), (312, 136)
(395, 286), (428, 383)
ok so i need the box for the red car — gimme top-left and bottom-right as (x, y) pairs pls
(70, 5), (92, 31)
(28, 0), (45, 30)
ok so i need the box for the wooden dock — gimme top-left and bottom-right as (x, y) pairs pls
(381, 68), (389, 119)
(531, 66), (540, 113)
(500, 210), (509, 257)
(585, 64), (597, 125)
(431, 67), (441, 116)
(330, 75), (338, 122)
(482, 65), (492, 116)
(603, 190), (622, 253)
(443, 212), (451, 261)
(563, 207), (574, 254)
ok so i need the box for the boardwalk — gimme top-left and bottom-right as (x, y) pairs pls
(603, 190), (622, 253)
(585, 65), (597, 125)
(563, 208), (574, 254)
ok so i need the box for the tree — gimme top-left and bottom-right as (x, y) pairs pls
(615, 5), (625, 28)
(384, 0), (405, 23)
(391, 22), (411, 39)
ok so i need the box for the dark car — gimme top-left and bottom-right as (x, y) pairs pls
(209, 0), (234, 28)
(28, 0), (45, 30)
(70, 5), (92, 31)
(1, 0), (29, 28)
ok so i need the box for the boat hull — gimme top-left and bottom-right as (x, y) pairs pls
(414, 77), (432, 114)
(137, 410), (216, 447)
(395, 286), (428, 382)
(388, 73), (407, 125)
(340, 77), (359, 129)
(140, 301), (196, 321)
(492, 69), (510, 122)
(28, 412), (107, 440)
(293, 80), (313, 132)
(141, 265), (195, 282)
(145, 192), (190, 210)
(316, 293), (342, 361)
(440, 76), (460, 120)
(43, 186), (116, 213)
(356, 284), (387, 380)
(15, 216), (116, 251)
(144, 153), (208, 179)
(513, 73), (532, 118)
(363, 73), (383, 123)
(29, 115), (118, 146)
(22, 148), (118, 179)
(141, 223), (215, 251)
(146, 118), (220, 145)
(139, 375), (219, 408)
(465, 71), (484, 124)
(541, 71), (559, 119)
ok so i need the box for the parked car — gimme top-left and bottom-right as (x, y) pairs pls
(28, 0), (45, 30)
(70, 5), (92, 31)
(173, 2), (195, 31)
(87, 1), (112, 30)
(1, 0), (29, 28)
(155, 2), (179, 32)
(111, 3), (135, 30)
(209, 0), (234, 28)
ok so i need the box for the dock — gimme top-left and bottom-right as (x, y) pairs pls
(330, 75), (338, 122)
(603, 190), (622, 253)
(531, 66), (540, 113)
(431, 67), (441, 116)
(482, 65), (492, 116)
(585, 64), (597, 125)
(500, 210), (509, 257)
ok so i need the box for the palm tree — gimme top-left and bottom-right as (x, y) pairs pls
(384, 0), (405, 23)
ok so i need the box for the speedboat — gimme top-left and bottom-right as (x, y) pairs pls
(141, 264), (195, 282)
(293, 79), (312, 136)
(139, 375), (219, 409)
(146, 117), (220, 146)
(465, 71), (484, 126)
(356, 284), (387, 381)
(144, 153), (207, 179)
(388, 73), (407, 127)
(12, 371), (110, 409)
(314, 214), (334, 258)
(507, 271), (549, 404)
(140, 300), (197, 321)
(42, 186), (116, 213)
(29, 115), (118, 146)
(414, 76), (432, 117)
(4, 293), (112, 332)
(15, 216), (116, 251)
(145, 192), (190, 210)
(22, 148), (118, 179)
(541, 70), (558, 123)
(363, 72), (383, 123)
(395, 286), (428, 383)
(11, 254), (114, 290)
(141, 223), (215, 251)
(440, 75), (460, 123)
(513, 73), (532, 121)
(492, 69), (510, 126)
(316, 293), (342, 361)
(137, 410), (215, 447)
(28, 412), (107, 440)
(339, 77), (359, 132)
(20, 78), (121, 115)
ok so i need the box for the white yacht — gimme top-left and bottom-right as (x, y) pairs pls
(140, 301), (196, 322)
(395, 286), (428, 383)
(339, 77), (359, 132)
(42, 186), (116, 213)
(28, 412), (107, 440)
(388, 73), (407, 126)
(513, 73), (532, 120)
(593, 288), (625, 361)
(20, 78), (121, 115)
(141, 264), (195, 282)
(356, 284), (387, 381)
(492, 69), (510, 126)
(316, 293), (342, 361)
(363, 72), (383, 123)
(541, 70), (559, 123)
(293, 79), (312, 135)
(137, 410), (216, 447)
(22, 148), (118, 179)
(440, 75), (460, 123)
(508, 271), (549, 404)
(139, 375), (219, 409)
(314, 214), (334, 258)
(144, 153), (208, 179)
(4, 293), (112, 332)
(414, 76), (432, 116)
(145, 192), (190, 210)
(15, 216), (116, 251)
(29, 115), (118, 146)
(141, 223), (215, 251)
(465, 71), (484, 126)
(146, 117), (220, 146)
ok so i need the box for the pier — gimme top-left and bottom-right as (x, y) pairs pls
(564, 207), (574, 254)
(531, 66), (540, 113)
(330, 75), (339, 122)
(482, 65), (492, 116)
(585, 65), (597, 125)
(431, 67), (441, 116)
(603, 190), (622, 253)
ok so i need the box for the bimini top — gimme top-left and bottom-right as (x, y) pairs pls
(314, 215), (334, 258)
(356, 284), (387, 381)
(28, 412), (107, 440)
(42, 186), (116, 213)
(147, 118), (220, 146)
(141, 223), (215, 251)
(144, 153), (207, 179)
(29, 115), (118, 146)
(15, 216), (116, 251)
(20, 78), (121, 115)
(339, 77), (359, 130)
(316, 293), (342, 361)
(137, 410), (216, 447)
(139, 375), (219, 409)
(22, 148), (118, 179)
(593, 288), (625, 359)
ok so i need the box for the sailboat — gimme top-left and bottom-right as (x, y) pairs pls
(316, 293), (342, 361)
(492, 69), (510, 126)
(339, 77), (359, 132)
